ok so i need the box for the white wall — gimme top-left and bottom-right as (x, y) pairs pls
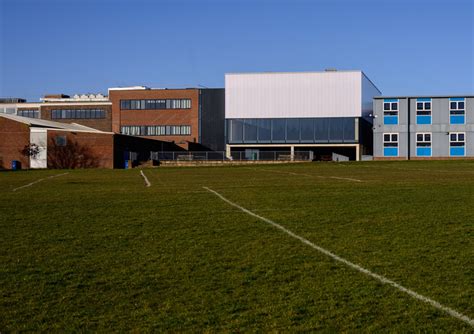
(30, 129), (47, 169)
(225, 71), (363, 119)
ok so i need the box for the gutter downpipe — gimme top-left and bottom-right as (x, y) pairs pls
(407, 97), (411, 160)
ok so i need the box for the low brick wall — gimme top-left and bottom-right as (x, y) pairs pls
(155, 160), (309, 167)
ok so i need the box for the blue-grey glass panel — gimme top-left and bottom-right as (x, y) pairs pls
(230, 119), (243, 142)
(314, 118), (329, 141)
(300, 118), (314, 141)
(343, 118), (355, 141)
(272, 119), (286, 141)
(286, 119), (300, 141)
(257, 119), (271, 142)
(329, 118), (344, 141)
(244, 119), (258, 142)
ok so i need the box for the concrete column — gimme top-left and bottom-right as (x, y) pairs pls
(225, 145), (231, 159)
(355, 144), (360, 161)
(290, 145), (295, 161)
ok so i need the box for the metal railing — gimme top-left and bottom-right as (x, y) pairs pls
(151, 151), (227, 161)
(230, 151), (312, 161)
(150, 151), (313, 161)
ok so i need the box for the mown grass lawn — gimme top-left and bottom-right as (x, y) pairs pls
(0, 161), (473, 332)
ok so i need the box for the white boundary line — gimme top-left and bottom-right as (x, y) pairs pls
(203, 186), (473, 327)
(344, 165), (474, 174)
(12, 172), (69, 192)
(140, 170), (151, 187)
(250, 167), (363, 182)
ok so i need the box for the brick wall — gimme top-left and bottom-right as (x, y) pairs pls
(47, 130), (115, 169)
(0, 117), (30, 169)
(40, 104), (113, 132)
(109, 89), (199, 146)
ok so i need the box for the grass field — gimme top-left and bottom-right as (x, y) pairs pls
(1, 161), (473, 332)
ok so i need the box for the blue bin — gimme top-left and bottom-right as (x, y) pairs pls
(124, 160), (130, 169)
(11, 160), (21, 170)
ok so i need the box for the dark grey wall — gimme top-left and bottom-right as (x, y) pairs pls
(199, 89), (225, 151)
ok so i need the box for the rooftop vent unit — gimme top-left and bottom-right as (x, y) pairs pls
(325, 68), (338, 72)
(0, 98), (27, 103)
(44, 94), (70, 99)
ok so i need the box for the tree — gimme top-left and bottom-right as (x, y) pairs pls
(47, 138), (100, 169)
(20, 143), (41, 159)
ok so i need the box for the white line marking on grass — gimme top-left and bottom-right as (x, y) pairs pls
(327, 176), (363, 182)
(140, 170), (151, 187)
(203, 186), (474, 327)
(251, 168), (363, 182)
(346, 165), (474, 174)
(12, 172), (69, 192)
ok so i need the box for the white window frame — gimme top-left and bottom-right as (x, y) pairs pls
(449, 132), (465, 145)
(383, 133), (398, 146)
(383, 100), (399, 116)
(416, 100), (432, 116)
(449, 132), (465, 157)
(449, 99), (466, 125)
(449, 100), (465, 114)
(416, 132), (431, 146)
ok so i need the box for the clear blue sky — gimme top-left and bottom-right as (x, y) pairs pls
(1, 0), (473, 101)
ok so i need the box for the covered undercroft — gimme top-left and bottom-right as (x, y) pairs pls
(226, 144), (361, 161)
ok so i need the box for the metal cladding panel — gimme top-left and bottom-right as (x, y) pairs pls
(361, 73), (382, 119)
(225, 72), (363, 119)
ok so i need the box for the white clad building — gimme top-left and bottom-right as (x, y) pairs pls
(225, 70), (381, 160)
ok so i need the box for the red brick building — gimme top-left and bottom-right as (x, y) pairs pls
(0, 114), (182, 170)
(108, 87), (225, 151)
(0, 86), (225, 169)
(39, 94), (113, 132)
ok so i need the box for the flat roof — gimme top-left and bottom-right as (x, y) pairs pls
(225, 69), (363, 75)
(375, 94), (474, 99)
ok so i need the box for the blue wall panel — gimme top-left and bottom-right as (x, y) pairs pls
(450, 147), (465, 156)
(384, 147), (398, 157)
(416, 115), (431, 124)
(384, 115), (398, 125)
(416, 147), (431, 156)
(450, 115), (465, 124)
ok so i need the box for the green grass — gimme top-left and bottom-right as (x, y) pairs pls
(0, 161), (473, 332)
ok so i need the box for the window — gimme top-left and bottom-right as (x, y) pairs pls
(416, 133), (431, 156)
(450, 98), (465, 124)
(383, 99), (398, 125)
(156, 100), (166, 109)
(257, 119), (272, 142)
(243, 119), (258, 142)
(229, 119), (243, 142)
(300, 119), (314, 142)
(51, 109), (106, 119)
(314, 118), (329, 142)
(329, 118), (344, 141)
(416, 98), (432, 124)
(120, 100), (131, 110)
(181, 125), (191, 135)
(145, 100), (156, 110)
(17, 110), (39, 118)
(227, 117), (358, 144)
(119, 99), (191, 110)
(449, 132), (465, 156)
(286, 119), (300, 141)
(55, 135), (67, 147)
(383, 133), (398, 157)
(120, 125), (191, 136)
(271, 119), (286, 141)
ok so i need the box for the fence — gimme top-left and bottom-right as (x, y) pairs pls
(151, 151), (226, 161)
(150, 151), (313, 162)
